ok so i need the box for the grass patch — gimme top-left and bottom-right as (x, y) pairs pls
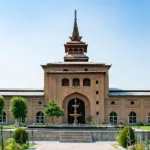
(2, 125), (15, 130)
(29, 142), (36, 148)
(1, 125), (27, 130)
(139, 126), (150, 130)
(132, 126), (150, 130)
(111, 143), (122, 149)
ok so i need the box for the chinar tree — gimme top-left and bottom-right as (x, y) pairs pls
(44, 100), (64, 123)
(9, 96), (28, 128)
(0, 95), (5, 116)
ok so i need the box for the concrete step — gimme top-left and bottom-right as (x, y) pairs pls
(59, 132), (93, 143)
(60, 139), (93, 143)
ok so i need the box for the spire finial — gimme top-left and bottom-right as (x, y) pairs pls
(69, 10), (82, 41)
(75, 10), (77, 20)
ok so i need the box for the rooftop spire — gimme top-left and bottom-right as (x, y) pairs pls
(75, 9), (77, 20)
(70, 10), (82, 41)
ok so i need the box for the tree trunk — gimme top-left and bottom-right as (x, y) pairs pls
(15, 119), (19, 128)
(52, 116), (55, 124)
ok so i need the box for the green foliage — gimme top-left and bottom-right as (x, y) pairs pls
(4, 138), (16, 150)
(0, 95), (5, 116)
(9, 96), (28, 120)
(119, 122), (123, 125)
(119, 126), (135, 148)
(20, 123), (27, 127)
(14, 128), (28, 144)
(138, 122), (144, 126)
(44, 100), (64, 123)
(129, 142), (146, 150)
(3, 137), (32, 150)
(116, 135), (120, 142)
(136, 142), (146, 150)
(85, 116), (93, 124)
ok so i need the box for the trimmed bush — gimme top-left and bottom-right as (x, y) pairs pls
(14, 128), (28, 144)
(119, 126), (135, 148)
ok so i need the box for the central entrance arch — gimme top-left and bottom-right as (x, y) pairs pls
(62, 92), (90, 124)
(68, 98), (85, 124)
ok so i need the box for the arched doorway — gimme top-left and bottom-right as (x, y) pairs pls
(68, 98), (85, 124)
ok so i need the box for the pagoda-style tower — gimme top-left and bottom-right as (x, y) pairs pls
(64, 10), (88, 62)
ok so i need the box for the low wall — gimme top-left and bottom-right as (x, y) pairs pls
(2, 129), (150, 141)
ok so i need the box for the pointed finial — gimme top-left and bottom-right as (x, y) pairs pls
(75, 10), (77, 20)
(69, 10), (82, 41)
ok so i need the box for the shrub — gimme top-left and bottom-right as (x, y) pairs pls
(136, 142), (146, 150)
(119, 122), (123, 125)
(119, 126), (135, 148)
(138, 122), (144, 126)
(4, 138), (16, 150)
(85, 116), (93, 124)
(20, 123), (27, 127)
(14, 128), (28, 144)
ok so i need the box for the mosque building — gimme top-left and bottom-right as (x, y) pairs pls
(0, 10), (150, 125)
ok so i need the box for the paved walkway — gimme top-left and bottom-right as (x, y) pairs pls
(28, 141), (119, 150)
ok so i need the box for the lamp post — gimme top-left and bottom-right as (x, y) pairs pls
(0, 125), (3, 150)
(145, 136), (149, 150)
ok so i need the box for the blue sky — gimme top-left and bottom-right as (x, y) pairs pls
(0, 0), (150, 89)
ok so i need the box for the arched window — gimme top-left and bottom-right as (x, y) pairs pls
(63, 69), (69, 71)
(83, 78), (90, 86)
(148, 113), (150, 123)
(110, 111), (117, 124)
(36, 111), (44, 123)
(62, 78), (69, 86)
(73, 78), (80, 86)
(38, 101), (42, 105)
(129, 111), (136, 124)
(131, 101), (134, 105)
(0, 112), (7, 123)
(111, 101), (115, 105)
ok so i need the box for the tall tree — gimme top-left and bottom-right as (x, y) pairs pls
(0, 95), (5, 116)
(44, 100), (64, 123)
(9, 96), (28, 128)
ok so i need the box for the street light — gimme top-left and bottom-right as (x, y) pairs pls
(0, 125), (3, 150)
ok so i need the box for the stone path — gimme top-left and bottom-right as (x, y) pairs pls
(28, 141), (118, 150)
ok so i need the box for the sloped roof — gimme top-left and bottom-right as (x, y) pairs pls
(0, 88), (44, 96)
(109, 88), (150, 96)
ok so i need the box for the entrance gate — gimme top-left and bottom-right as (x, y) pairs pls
(68, 98), (85, 124)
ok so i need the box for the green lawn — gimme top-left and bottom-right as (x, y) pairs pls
(2, 125), (15, 130)
(139, 126), (150, 130)
(0, 125), (19, 130)
(132, 126), (150, 130)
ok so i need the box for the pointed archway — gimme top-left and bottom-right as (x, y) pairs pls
(62, 92), (90, 124)
(68, 98), (85, 124)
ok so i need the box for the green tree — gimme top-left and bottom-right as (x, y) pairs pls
(0, 95), (5, 116)
(44, 100), (64, 123)
(9, 96), (28, 128)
